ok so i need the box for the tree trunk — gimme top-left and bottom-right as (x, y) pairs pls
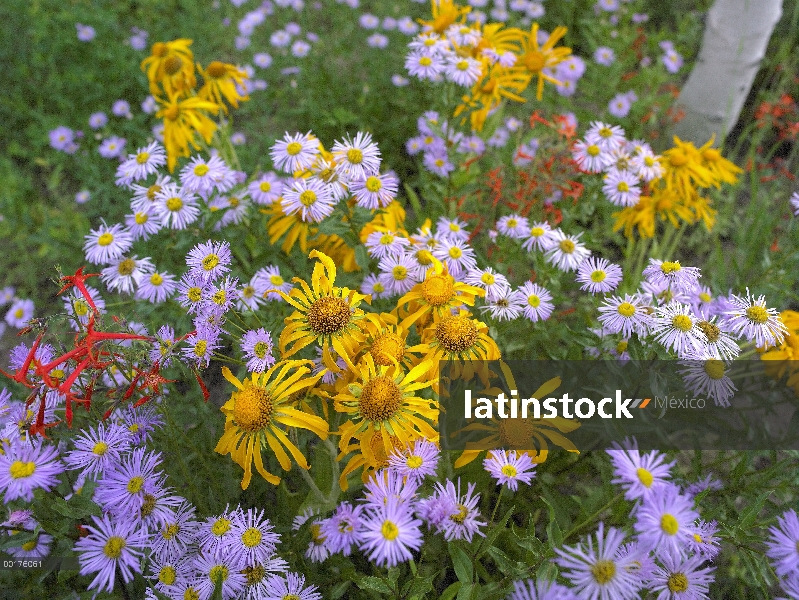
(672, 0), (783, 146)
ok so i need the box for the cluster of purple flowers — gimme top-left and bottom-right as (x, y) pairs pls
(405, 110), (486, 178)
(766, 509), (799, 598)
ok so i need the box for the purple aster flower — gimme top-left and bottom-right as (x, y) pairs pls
(154, 183), (200, 230)
(248, 172), (283, 205)
(112, 99), (131, 118)
(94, 448), (164, 516)
(191, 551), (247, 599)
(113, 404), (165, 445)
(577, 257), (623, 294)
(0, 440), (63, 501)
(509, 579), (578, 600)
(241, 328), (276, 372)
(182, 325), (221, 369)
(387, 438), (439, 482)
(364, 469), (419, 507)
(319, 502), (365, 556)
(607, 438), (674, 501)
(186, 240), (232, 283)
(483, 449), (536, 491)
(227, 507), (281, 567)
(766, 509), (799, 577)
(687, 519), (721, 560)
(98, 135), (126, 159)
(88, 112), (107, 129)
(423, 152), (455, 177)
(152, 500), (201, 562)
(135, 270), (177, 304)
(84, 221), (134, 265)
(608, 93), (633, 118)
(176, 272), (210, 314)
(281, 177), (336, 223)
(594, 46), (616, 66)
(49, 125), (75, 151)
(722, 289), (788, 349)
(263, 572), (322, 600)
(634, 483), (699, 559)
(649, 551), (715, 599)
(360, 497), (423, 568)
(434, 479), (486, 542)
(64, 422), (131, 479)
(75, 514), (147, 593)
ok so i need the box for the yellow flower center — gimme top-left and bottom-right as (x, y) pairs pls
(229, 197), (240, 207)
(135, 212), (149, 225)
(307, 296), (352, 335)
(9, 461), (35, 479)
(501, 464), (517, 478)
(97, 233), (114, 246)
(586, 145), (600, 157)
(746, 305), (769, 324)
(699, 292), (712, 303)
(694, 533), (703, 543)
(660, 261), (681, 274)
(450, 504), (469, 524)
(366, 176), (382, 192)
(21, 540), (37, 551)
(193, 340), (207, 357)
(669, 151), (688, 167)
(359, 375), (402, 422)
(187, 287), (203, 302)
(422, 274), (455, 306)
(381, 520), (400, 541)
(672, 315), (693, 332)
(599, 127), (613, 138)
(233, 383), (274, 432)
(523, 50), (546, 72)
(617, 181), (629, 193)
(117, 259), (136, 276)
(212, 290), (227, 305)
(591, 559), (616, 584)
(243, 564), (266, 586)
(103, 536), (126, 559)
(667, 573), (689, 592)
(259, 181), (272, 192)
(559, 239), (575, 253)
(498, 419), (535, 448)
(416, 249), (434, 265)
(166, 197), (183, 211)
(74, 299), (89, 317)
(591, 270), (606, 283)
(481, 272), (495, 285)
(617, 302), (636, 317)
(211, 518), (231, 537)
(527, 294), (540, 307)
(147, 184), (161, 201)
(159, 566), (177, 585)
(209, 565), (229, 584)
(299, 190), (317, 206)
(93, 441), (109, 456)
(392, 265), (408, 281)
(141, 493), (157, 517)
(370, 332), (405, 367)
(241, 527), (262, 548)
(136, 152), (150, 164)
(448, 246), (462, 259)
(419, 56), (433, 67)
(127, 475), (144, 494)
(661, 513), (679, 535)
(346, 148), (364, 164)
(406, 455), (423, 469)
(636, 467), (653, 487)
(644, 156), (656, 166)
(310, 523), (326, 545)
(162, 524), (180, 539)
(184, 588), (200, 600)
(286, 142), (302, 156)
(616, 341), (628, 353)
(164, 55), (184, 75)
(696, 321), (720, 342)
(704, 359), (725, 380)
(253, 341), (270, 359)
(150, 273), (164, 286)
(702, 148), (720, 162)
(270, 274), (284, 286)
(435, 315), (478, 353)
(456, 59), (469, 71)
(163, 105), (180, 121)
(206, 61), (227, 78)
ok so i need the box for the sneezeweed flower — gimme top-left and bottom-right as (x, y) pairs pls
(649, 552), (715, 600)
(263, 572), (322, 600)
(215, 363), (327, 488)
(634, 483), (699, 559)
(198, 61), (250, 111)
(555, 522), (644, 600)
(607, 438), (674, 501)
(766, 509), (799, 577)
(387, 438), (440, 482)
(0, 440), (63, 502)
(598, 293), (652, 338)
(75, 514), (147, 594)
(156, 94), (220, 172)
(517, 23), (571, 100)
(509, 579), (579, 600)
(514, 282), (555, 322)
(576, 257), (622, 294)
(360, 497), (423, 568)
(483, 449), (536, 491)
(723, 289), (788, 349)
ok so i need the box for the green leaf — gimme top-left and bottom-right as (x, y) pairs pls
(739, 491), (772, 530)
(487, 546), (528, 579)
(355, 245), (370, 271)
(403, 183), (424, 217)
(330, 581), (352, 599)
(477, 505), (515, 559)
(449, 544), (473, 583)
(540, 496), (563, 547)
(402, 574), (436, 599)
(356, 576), (393, 595)
(440, 582), (462, 600)
(626, 335), (646, 361)
(457, 583), (476, 600)
(317, 218), (351, 237)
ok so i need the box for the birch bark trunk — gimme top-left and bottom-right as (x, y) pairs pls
(671, 0), (783, 146)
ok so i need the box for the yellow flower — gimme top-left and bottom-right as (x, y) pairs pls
(357, 312), (420, 370)
(198, 61), (250, 112)
(336, 428), (403, 490)
(140, 39), (196, 97)
(453, 369), (579, 468)
(418, 0), (471, 35)
(274, 250), (368, 370)
(156, 95), (220, 172)
(697, 137), (743, 187)
(215, 363), (328, 489)
(516, 23), (571, 100)
(761, 310), (799, 396)
(455, 65), (530, 130)
(396, 260), (484, 329)
(660, 137), (715, 198)
(335, 354), (438, 479)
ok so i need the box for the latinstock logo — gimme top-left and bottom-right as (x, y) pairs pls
(463, 389), (652, 420)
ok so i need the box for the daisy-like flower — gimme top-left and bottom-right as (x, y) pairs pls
(423, 152), (455, 177)
(405, 50), (445, 80)
(387, 438), (439, 482)
(94, 448), (163, 516)
(576, 257), (622, 294)
(228, 507), (281, 567)
(496, 214), (530, 239)
(332, 131), (382, 181)
(115, 404), (165, 446)
(125, 206), (162, 241)
(253, 265), (293, 302)
(187, 240), (232, 282)
(444, 55), (483, 86)
(101, 255), (155, 294)
(521, 221), (557, 252)
(361, 273), (389, 299)
(360, 497), (423, 568)
(154, 183), (200, 229)
(130, 174), (172, 212)
(598, 293), (652, 338)
(84, 222), (134, 265)
(790, 191), (799, 216)
(585, 121), (626, 152)
(635, 484), (699, 558)
(602, 169), (641, 207)
(64, 422), (131, 479)
(464, 267), (511, 302)
(435, 216), (470, 243)
(555, 522), (644, 600)
(270, 131), (319, 173)
(687, 519), (721, 560)
(481, 291), (525, 321)
(263, 572), (322, 600)
(196, 505), (242, 558)
(377, 253), (419, 296)
(192, 552), (247, 600)
(320, 502), (364, 555)
(248, 172), (283, 205)
(152, 500), (201, 562)
(607, 438), (674, 501)
(632, 149), (664, 182)
(305, 519), (330, 563)
(767, 509), (799, 577)
(148, 555), (192, 596)
(215, 364), (327, 489)
(544, 230), (590, 272)
(363, 468), (419, 507)
(572, 139), (610, 173)
(691, 316), (739, 360)
(179, 154), (225, 195)
(200, 275), (239, 315)
(282, 176), (336, 223)
(651, 302), (704, 358)
(649, 552), (715, 600)
(435, 479), (486, 542)
(5, 299), (35, 329)
(723, 289), (788, 349)
(365, 230), (410, 260)
(642, 259), (702, 294)
(509, 579), (578, 600)
(350, 172), (399, 209)
(136, 270), (178, 304)
(116, 141), (167, 186)
(240, 328), (276, 372)
(0, 440), (63, 502)
(182, 325), (221, 369)
(432, 238), (478, 278)
(483, 449), (536, 491)
(176, 272), (209, 314)
(514, 282), (554, 322)
(75, 514), (148, 594)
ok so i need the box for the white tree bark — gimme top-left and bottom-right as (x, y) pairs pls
(672, 0), (783, 146)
